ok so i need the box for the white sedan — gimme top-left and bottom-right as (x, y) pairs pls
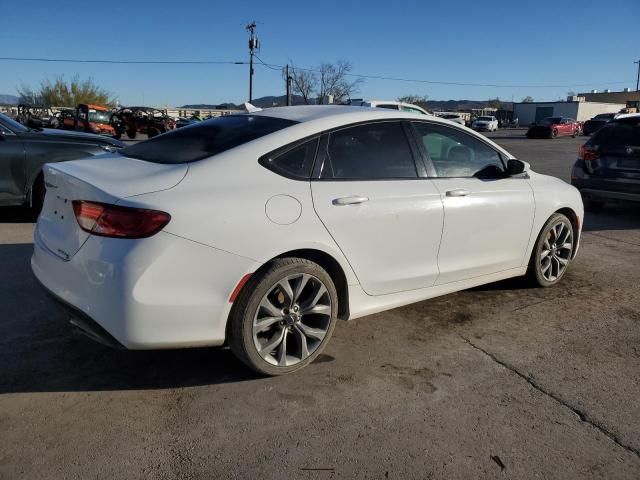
(472, 115), (499, 132)
(31, 106), (583, 375)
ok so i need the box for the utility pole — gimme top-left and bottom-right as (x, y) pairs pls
(285, 64), (292, 106)
(635, 59), (640, 91)
(246, 21), (259, 102)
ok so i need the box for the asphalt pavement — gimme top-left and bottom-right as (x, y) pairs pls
(1, 129), (639, 479)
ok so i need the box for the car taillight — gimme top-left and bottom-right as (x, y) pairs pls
(72, 201), (171, 239)
(579, 144), (599, 161)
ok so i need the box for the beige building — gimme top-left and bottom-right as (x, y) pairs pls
(577, 88), (640, 105)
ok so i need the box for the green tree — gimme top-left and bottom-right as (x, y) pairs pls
(17, 75), (115, 107)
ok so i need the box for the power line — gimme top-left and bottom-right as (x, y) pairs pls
(254, 59), (632, 89)
(0, 55), (633, 89)
(0, 56), (246, 65)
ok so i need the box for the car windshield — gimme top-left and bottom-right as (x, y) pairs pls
(88, 110), (111, 123)
(442, 114), (459, 119)
(593, 114), (614, 120)
(477, 116), (493, 121)
(121, 114), (297, 164)
(540, 117), (562, 125)
(0, 112), (29, 133)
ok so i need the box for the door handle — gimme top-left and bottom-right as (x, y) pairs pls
(332, 196), (369, 206)
(445, 189), (469, 197)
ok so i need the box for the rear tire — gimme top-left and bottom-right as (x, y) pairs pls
(527, 213), (575, 287)
(126, 129), (137, 139)
(31, 174), (46, 216)
(229, 258), (338, 376)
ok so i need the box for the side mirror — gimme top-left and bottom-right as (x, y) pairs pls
(506, 159), (527, 176)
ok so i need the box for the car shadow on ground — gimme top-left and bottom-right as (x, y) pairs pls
(0, 243), (261, 394)
(582, 203), (640, 232)
(0, 206), (37, 223)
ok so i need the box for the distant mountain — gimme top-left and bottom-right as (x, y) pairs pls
(181, 96), (513, 112)
(0, 94), (19, 105)
(426, 99), (513, 112)
(181, 94), (311, 110)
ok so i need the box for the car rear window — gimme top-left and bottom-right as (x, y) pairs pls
(590, 120), (640, 147)
(121, 115), (297, 164)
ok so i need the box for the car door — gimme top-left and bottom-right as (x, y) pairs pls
(410, 121), (535, 285)
(0, 122), (27, 205)
(311, 121), (444, 296)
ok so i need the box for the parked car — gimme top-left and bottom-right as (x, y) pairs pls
(62, 104), (116, 136)
(31, 106), (583, 375)
(527, 117), (581, 139)
(348, 99), (430, 115)
(571, 114), (640, 210)
(437, 113), (466, 125)
(471, 116), (498, 132)
(111, 106), (176, 139)
(0, 112), (124, 212)
(582, 113), (619, 136)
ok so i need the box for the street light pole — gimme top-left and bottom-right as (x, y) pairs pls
(635, 60), (640, 91)
(246, 21), (259, 102)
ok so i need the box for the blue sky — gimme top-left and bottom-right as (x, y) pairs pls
(1, 0), (638, 106)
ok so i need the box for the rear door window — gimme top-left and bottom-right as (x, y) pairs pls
(121, 115), (297, 164)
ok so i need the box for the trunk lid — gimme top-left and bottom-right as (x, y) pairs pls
(36, 154), (187, 260)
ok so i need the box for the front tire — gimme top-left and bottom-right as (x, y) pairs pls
(527, 213), (575, 287)
(229, 258), (338, 376)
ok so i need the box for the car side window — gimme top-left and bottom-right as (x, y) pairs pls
(321, 122), (418, 180)
(411, 122), (505, 178)
(259, 137), (319, 180)
(375, 104), (400, 110)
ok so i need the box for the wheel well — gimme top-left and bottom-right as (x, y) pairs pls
(555, 207), (580, 257)
(272, 249), (350, 320)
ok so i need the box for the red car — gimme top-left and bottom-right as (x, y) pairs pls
(527, 117), (582, 139)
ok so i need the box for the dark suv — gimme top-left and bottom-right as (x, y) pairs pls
(571, 115), (640, 210)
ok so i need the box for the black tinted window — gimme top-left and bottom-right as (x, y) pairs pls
(260, 138), (319, 180)
(376, 104), (400, 110)
(412, 122), (504, 178)
(122, 115), (296, 164)
(590, 120), (640, 147)
(322, 122), (417, 179)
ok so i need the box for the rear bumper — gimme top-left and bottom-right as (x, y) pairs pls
(580, 188), (640, 203)
(31, 226), (257, 349)
(35, 276), (124, 348)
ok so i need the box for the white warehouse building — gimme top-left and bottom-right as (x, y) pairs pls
(513, 96), (624, 125)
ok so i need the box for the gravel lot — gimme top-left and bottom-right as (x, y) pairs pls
(1, 129), (639, 479)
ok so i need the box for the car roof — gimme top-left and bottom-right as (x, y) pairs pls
(251, 105), (431, 124)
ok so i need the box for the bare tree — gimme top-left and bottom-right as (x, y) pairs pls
(287, 63), (317, 105)
(17, 75), (115, 107)
(317, 60), (363, 103)
(288, 60), (363, 104)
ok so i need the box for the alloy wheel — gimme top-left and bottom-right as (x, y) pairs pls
(540, 221), (573, 282)
(252, 273), (332, 367)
